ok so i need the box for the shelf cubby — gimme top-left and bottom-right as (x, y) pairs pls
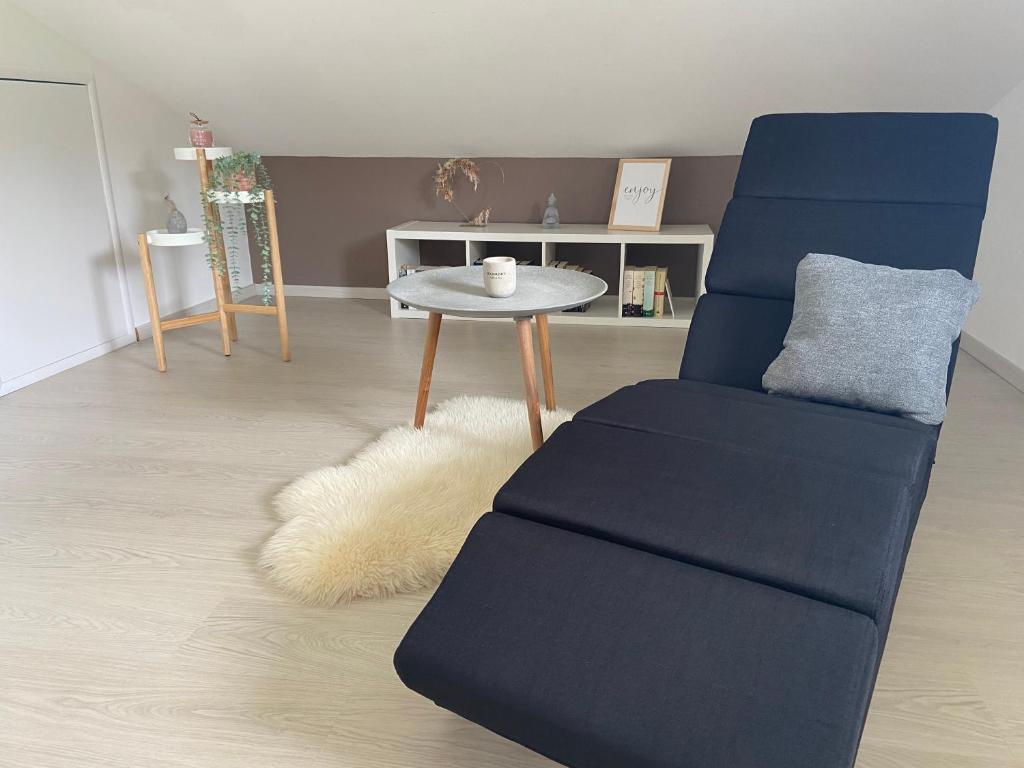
(625, 243), (701, 299)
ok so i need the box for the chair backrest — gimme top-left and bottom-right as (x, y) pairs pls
(679, 112), (998, 393)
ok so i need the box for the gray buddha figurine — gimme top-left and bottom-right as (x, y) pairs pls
(542, 192), (560, 228)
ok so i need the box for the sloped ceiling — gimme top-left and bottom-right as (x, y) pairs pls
(16, 0), (1024, 156)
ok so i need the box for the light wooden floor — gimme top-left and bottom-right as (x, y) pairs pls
(1, 297), (1021, 768)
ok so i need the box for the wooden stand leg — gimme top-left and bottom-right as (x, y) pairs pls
(414, 312), (442, 428)
(137, 234), (166, 372)
(516, 317), (544, 451)
(536, 312), (555, 411)
(196, 149), (232, 357)
(220, 275), (238, 341)
(211, 267), (232, 357)
(264, 190), (290, 362)
(212, 202), (238, 341)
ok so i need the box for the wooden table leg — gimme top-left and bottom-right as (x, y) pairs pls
(137, 234), (167, 372)
(536, 313), (555, 411)
(516, 317), (544, 451)
(414, 312), (442, 428)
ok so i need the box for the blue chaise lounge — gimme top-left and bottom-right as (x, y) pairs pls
(394, 113), (998, 768)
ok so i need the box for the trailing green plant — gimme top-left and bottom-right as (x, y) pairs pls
(200, 152), (275, 305)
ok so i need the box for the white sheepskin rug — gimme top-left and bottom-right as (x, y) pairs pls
(260, 396), (573, 605)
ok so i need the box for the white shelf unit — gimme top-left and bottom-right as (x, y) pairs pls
(386, 221), (714, 328)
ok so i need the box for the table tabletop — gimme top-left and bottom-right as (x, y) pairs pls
(386, 266), (608, 318)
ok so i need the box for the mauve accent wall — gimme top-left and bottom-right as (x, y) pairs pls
(258, 156), (741, 289)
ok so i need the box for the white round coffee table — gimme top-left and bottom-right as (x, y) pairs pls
(387, 266), (607, 450)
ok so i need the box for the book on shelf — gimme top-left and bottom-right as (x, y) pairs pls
(653, 266), (668, 318)
(622, 267), (634, 316)
(630, 265), (644, 316)
(641, 266), (657, 317)
(397, 263), (449, 308)
(472, 257), (533, 266)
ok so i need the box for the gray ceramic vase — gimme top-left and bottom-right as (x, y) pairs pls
(164, 196), (187, 234)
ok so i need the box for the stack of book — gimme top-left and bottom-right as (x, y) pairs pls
(547, 260), (596, 312)
(397, 264), (450, 308)
(472, 257), (534, 266)
(622, 265), (673, 318)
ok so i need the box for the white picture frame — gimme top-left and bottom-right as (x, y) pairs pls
(607, 158), (672, 232)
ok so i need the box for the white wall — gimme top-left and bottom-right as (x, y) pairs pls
(1, 80), (130, 395)
(964, 79), (1024, 388)
(0, 0), (252, 336)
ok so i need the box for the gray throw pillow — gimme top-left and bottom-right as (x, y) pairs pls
(763, 253), (980, 425)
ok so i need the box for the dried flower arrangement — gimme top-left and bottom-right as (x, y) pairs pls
(433, 158), (503, 226)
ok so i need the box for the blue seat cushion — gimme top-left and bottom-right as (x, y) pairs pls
(581, 379), (936, 479)
(396, 512), (879, 768)
(733, 113), (997, 208)
(705, 196), (984, 301)
(678, 293), (794, 391)
(494, 380), (936, 624)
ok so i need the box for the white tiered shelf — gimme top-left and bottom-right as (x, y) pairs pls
(206, 189), (264, 205)
(145, 228), (205, 247)
(173, 146), (233, 160)
(386, 221), (713, 328)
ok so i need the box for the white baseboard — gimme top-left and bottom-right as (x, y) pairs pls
(134, 284), (258, 341)
(0, 333), (137, 397)
(284, 285), (387, 299)
(961, 332), (1024, 393)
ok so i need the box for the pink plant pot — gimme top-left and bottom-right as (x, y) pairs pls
(189, 127), (213, 148)
(225, 172), (254, 192)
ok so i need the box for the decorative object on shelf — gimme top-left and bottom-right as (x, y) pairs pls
(482, 255), (517, 297)
(187, 112), (213, 148)
(201, 151), (275, 304)
(260, 396), (574, 605)
(163, 194), (187, 234)
(212, 150), (261, 192)
(542, 193), (560, 228)
(432, 158), (504, 226)
(608, 158), (672, 232)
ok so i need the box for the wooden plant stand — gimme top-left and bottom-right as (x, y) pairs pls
(137, 147), (290, 372)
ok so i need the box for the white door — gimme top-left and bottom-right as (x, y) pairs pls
(0, 79), (128, 395)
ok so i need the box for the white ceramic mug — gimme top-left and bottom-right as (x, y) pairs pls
(483, 256), (517, 298)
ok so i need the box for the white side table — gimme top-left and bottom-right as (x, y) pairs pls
(387, 266), (607, 450)
(136, 228), (232, 372)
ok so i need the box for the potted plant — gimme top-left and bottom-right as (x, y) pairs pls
(201, 152), (276, 305)
(213, 151), (262, 192)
